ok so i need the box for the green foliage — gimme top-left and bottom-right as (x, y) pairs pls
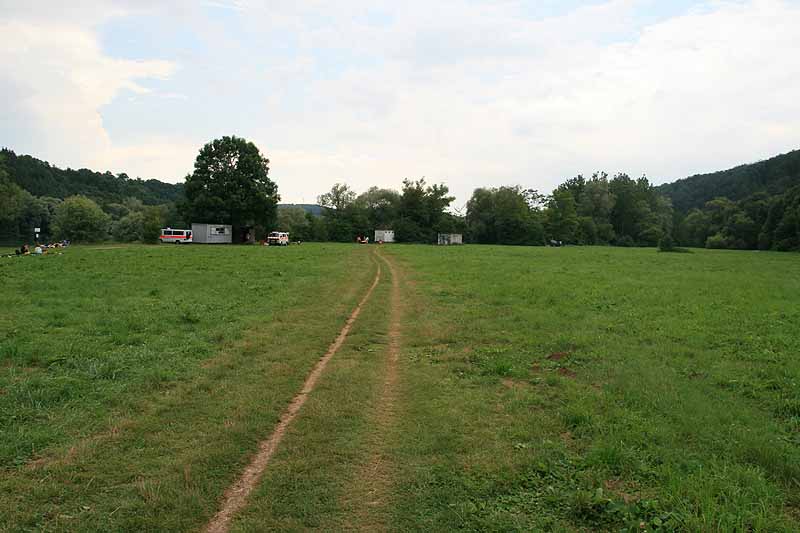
(663, 150), (800, 251)
(0, 162), (25, 225)
(0, 148), (184, 206)
(658, 148), (800, 212)
(658, 233), (675, 251)
(395, 178), (455, 242)
(466, 186), (545, 245)
(52, 195), (111, 242)
(546, 189), (579, 243)
(276, 206), (311, 241)
(317, 183), (356, 211)
(314, 179), (455, 243)
(673, 186), (800, 251)
(142, 207), (165, 244)
(489, 172), (672, 247)
(183, 136), (279, 239)
(112, 211), (145, 242)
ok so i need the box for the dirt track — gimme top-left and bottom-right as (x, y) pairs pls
(203, 254), (383, 533)
(344, 249), (405, 530)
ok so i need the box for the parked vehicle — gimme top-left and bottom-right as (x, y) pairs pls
(160, 228), (193, 243)
(191, 223), (232, 244)
(267, 231), (290, 246)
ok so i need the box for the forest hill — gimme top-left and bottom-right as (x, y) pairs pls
(1, 145), (798, 251)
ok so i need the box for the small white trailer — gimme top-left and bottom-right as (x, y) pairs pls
(191, 223), (232, 244)
(374, 229), (395, 243)
(437, 233), (463, 245)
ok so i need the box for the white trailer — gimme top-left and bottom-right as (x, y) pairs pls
(191, 223), (232, 244)
(437, 233), (463, 245)
(374, 229), (395, 243)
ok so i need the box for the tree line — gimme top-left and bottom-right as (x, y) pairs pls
(676, 187), (800, 251)
(275, 171), (674, 247)
(2, 137), (798, 251)
(659, 149), (800, 252)
(0, 149), (184, 245)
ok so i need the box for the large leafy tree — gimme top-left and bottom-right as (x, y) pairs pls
(466, 186), (545, 245)
(317, 183), (362, 242)
(395, 178), (454, 242)
(183, 136), (279, 235)
(545, 189), (579, 243)
(52, 195), (111, 242)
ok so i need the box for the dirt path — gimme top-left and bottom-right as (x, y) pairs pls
(345, 249), (405, 531)
(203, 256), (383, 533)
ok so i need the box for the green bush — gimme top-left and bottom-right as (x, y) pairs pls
(705, 233), (729, 249)
(658, 233), (675, 251)
(52, 195), (110, 242)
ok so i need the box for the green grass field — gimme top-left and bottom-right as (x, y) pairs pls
(1, 244), (799, 532)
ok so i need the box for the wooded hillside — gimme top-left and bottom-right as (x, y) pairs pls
(0, 149), (184, 207)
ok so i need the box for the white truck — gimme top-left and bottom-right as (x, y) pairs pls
(267, 231), (290, 246)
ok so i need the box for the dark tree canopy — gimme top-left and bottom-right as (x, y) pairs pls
(183, 136), (279, 234)
(2, 142), (798, 251)
(657, 149), (800, 212)
(467, 186), (545, 245)
(0, 148), (183, 207)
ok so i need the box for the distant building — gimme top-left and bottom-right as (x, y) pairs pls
(375, 229), (395, 243)
(192, 223), (232, 244)
(437, 233), (463, 245)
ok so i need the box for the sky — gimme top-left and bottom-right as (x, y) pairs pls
(1, 0), (799, 209)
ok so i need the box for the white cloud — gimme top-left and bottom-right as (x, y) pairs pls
(0, 6), (191, 180)
(1, 0), (799, 202)
(251, 0), (800, 202)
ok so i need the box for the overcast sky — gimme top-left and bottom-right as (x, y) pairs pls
(1, 0), (799, 208)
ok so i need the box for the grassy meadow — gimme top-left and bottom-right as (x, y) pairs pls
(1, 243), (799, 531)
(378, 245), (800, 531)
(0, 243), (376, 531)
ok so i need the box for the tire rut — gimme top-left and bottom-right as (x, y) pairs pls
(203, 255), (382, 533)
(345, 249), (405, 531)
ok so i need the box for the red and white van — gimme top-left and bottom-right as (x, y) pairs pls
(267, 231), (289, 246)
(160, 228), (193, 243)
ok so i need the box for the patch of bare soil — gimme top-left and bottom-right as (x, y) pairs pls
(547, 351), (570, 361)
(203, 258), (383, 533)
(502, 378), (529, 390)
(344, 250), (404, 531)
(604, 479), (639, 504)
(557, 367), (577, 378)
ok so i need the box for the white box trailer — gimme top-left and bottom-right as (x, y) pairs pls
(437, 233), (463, 245)
(192, 223), (232, 244)
(374, 229), (395, 243)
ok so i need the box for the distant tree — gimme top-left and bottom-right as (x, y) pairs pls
(682, 209), (712, 247)
(307, 212), (330, 241)
(576, 172), (616, 243)
(356, 187), (401, 229)
(0, 177), (27, 228)
(705, 233), (729, 249)
(396, 178), (455, 242)
(52, 195), (111, 242)
(607, 174), (671, 245)
(658, 233), (676, 252)
(277, 206), (311, 240)
(141, 206), (164, 244)
(183, 136), (279, 239)
(556, 175), (586, 205)
(466, 186), (544, 245)
(577, 216), (598, 245)
(546, 189), (579, 243)
(0, 148), (185, 206)
(112, 212), (144, 242)
(318, 183), (357, 211)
